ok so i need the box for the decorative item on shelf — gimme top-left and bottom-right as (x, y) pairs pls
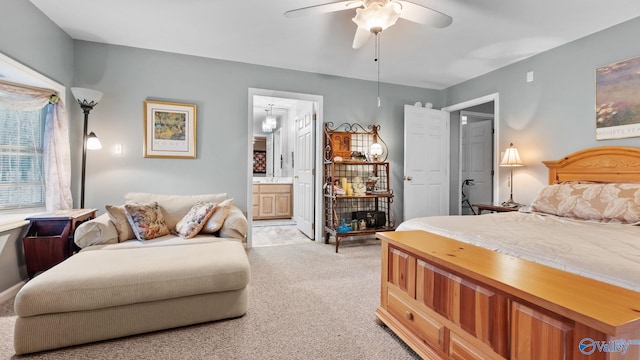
(500, 142), (523, 207)
(351, 219), (359, 231)
(351, 151), (366, 161)
(332, 179), (345, 195)
(337, 219), (352, 232)
(359, 219), (367, 230)
(71, 87), (103, 209)
(353, 176), (367, 196)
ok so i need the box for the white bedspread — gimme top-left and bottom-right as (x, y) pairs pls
(396, 212), (640, 292)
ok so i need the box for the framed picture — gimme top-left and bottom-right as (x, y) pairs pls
(330, 133), (351, 159)
(596, 56), (640, 140)
(144, 100), (197, 158)
(253, 150), (267, 173)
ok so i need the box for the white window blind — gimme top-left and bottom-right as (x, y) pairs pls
(0, 106), (46, 209)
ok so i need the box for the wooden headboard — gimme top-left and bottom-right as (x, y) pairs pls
(543, 146), (640, 184)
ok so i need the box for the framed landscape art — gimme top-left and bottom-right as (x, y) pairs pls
(596, 56), (640, 140)
(144, 100), (197, 158)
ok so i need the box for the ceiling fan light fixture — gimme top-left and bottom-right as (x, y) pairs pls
(352, 1), (401, 33)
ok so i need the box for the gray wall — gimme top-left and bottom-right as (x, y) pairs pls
(0, 0), (75, 292)
(73, 41), (443, 226)
(445, 17), (640, 205)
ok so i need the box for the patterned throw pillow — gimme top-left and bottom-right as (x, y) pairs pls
(530, 182), (640, 224)
(124, 202), (170, 240)
(105, 204), (136, 241)
(201, 199), (234, 233)
(174, 201), (217, 238)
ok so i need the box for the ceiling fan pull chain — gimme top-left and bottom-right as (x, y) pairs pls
(376, 33), (381, 108)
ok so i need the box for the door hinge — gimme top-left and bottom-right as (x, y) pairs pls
(312, 168), (316, 176)
(312, 223), (315, 231)
(312, 114), (317, 121)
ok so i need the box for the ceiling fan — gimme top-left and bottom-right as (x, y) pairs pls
(284, 0), (452, 49)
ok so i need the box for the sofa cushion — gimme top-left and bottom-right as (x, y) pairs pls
(218, 205), (248, 240)
(74, 213), (119, 248)
(105, 204), (136, 241)
(14, 241), (250, 317)
(201, 198), (234, 234)
(175, 201), (217, 238)
(125, 202), (170, 240)
(125, 192), (228, 230)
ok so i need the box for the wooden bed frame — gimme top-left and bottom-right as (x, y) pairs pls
(376, 146), (640, 360)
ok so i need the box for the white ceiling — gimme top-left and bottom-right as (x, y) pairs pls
(28, 0), (640, 90)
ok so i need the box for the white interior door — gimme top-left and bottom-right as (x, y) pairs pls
(295, 112), (315, 239)
(403, 105), (450, 221)
(461, 118), (493, 214)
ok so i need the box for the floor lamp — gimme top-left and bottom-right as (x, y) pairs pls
(71, 87), (103, 209)
(500, 143), (523, 207)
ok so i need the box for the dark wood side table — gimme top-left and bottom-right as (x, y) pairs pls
(23, 208), (97, 278)
(473, 204), (522, 215)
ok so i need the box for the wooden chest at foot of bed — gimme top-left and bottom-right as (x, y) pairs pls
(375, 230), (640, 360)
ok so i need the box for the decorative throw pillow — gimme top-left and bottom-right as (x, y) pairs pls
(218, 205), (249, 240)
(201, 199), (234, 233)
(105, 204), (136, 241)
(530, 182), (640, 224)
(124, 192), (229, 230)
(174, 201), (217, 238)
(124, 202), (170, 240)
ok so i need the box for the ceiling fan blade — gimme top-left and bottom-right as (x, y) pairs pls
(396, 1), (452, 28)
(352, 26), (371, 49)
(284, 1), (363, 18)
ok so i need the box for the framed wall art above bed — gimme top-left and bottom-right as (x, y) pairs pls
(596, 55), (640, 140)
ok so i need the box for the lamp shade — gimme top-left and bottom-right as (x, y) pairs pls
(86, 132), (102, 150)
(71, 87), (103, 107)
(352, 2), (401, 33)
(500, 143), (523, 167)
(370, 142), (383, 157)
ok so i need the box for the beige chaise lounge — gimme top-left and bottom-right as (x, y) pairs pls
(13, 192), (251, 355)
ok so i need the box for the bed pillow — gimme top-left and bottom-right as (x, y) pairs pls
(201, 199), (234, 234)
(105, 204), (136, 241)
(124, 202), (171, 240)
(530, 182), (640, 224)
(174, 201), (217, 238)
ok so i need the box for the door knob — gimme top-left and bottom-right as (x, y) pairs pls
(406, 176), (413, 181)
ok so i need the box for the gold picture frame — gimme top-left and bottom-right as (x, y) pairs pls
(144, 100), (197, 158)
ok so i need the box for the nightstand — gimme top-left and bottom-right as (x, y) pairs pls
(23, 209), (96, 278)
(473, 203), (522, 215)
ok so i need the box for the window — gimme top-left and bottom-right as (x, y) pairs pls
(0, 105), (46, 210)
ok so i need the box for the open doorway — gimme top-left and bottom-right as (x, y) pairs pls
(247, 89), (324, 248)
(443, 93), (500, 215)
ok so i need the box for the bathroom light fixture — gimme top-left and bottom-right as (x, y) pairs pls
(71, 87), (103, 208)
(262, 104), (276, 133)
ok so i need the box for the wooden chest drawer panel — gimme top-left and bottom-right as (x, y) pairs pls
(417, 259), (508, 357)
(387, 287), (445, 352)
(449, 332), (502, 360)
(511, 302), (573, 360)
(388, 246), (415, 296)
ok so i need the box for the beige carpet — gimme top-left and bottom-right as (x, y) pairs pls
(0, 242), (419, 359)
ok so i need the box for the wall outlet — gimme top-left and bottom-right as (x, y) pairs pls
(526, 71), (534, 83)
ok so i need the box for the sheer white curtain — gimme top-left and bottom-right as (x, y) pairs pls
(0, 81), (72, 211)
